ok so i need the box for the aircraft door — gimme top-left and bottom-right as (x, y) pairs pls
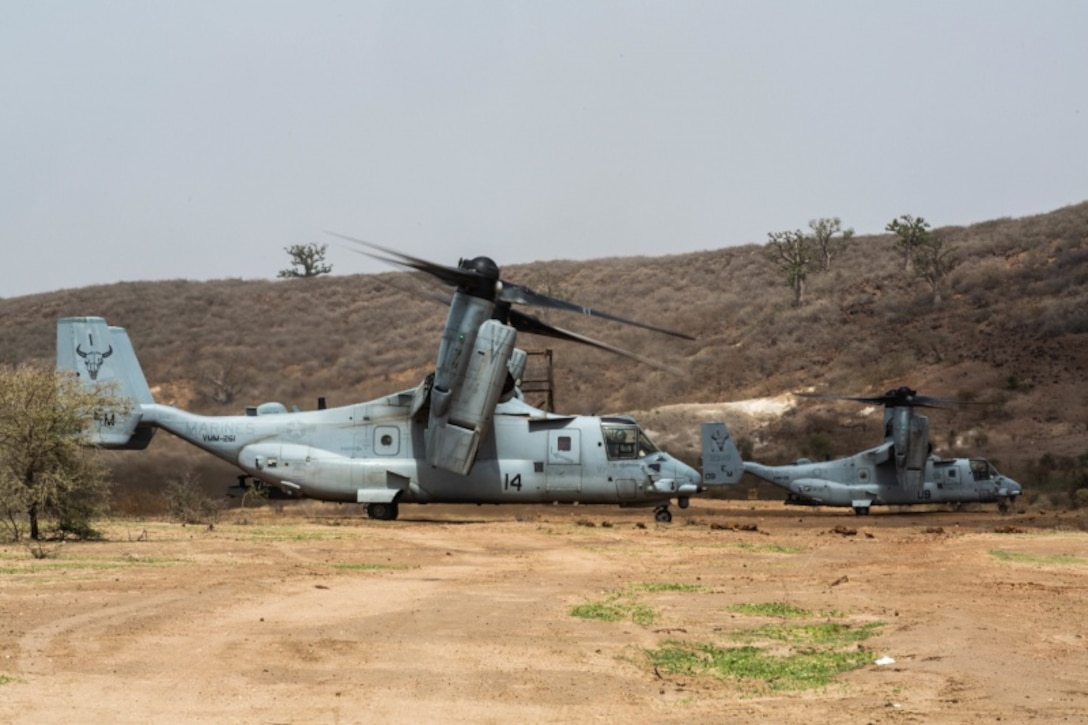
(545, 429), (582, 492)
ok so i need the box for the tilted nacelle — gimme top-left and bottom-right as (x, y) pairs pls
(887, 407), (930, 493)
(427, 318), (517, 475)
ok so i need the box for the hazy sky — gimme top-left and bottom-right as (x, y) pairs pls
(3, 1), (1086, 298)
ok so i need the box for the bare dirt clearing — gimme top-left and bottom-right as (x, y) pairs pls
(2, 501), (1088, 723)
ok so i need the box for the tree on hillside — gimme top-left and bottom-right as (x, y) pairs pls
(809, 217), (854, 271)
(885, 214), (932, 272)
(765, 229), (815, 306)
(200, 360), (250, 406)
(0, 365), (124, 541)
(278, 242), (332, 279)
(914, 233), (959, 307)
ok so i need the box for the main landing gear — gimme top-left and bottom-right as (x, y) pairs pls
(366, 502), (399, 521)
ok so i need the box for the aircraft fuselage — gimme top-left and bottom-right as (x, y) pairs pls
(744, 444), (1022, 513)
(138, 393), (699, 508)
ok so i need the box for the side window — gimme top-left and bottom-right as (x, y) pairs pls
(548, 429), (580, 464)
(374, 426), (400, 456)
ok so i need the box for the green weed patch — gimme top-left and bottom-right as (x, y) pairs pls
(238, 527), (353, 543)
(648, 605), (882, 691)
(570, 596), (655, 626)
(569, 601), (628, 623)
(734, 621), (882, 646)
(331, 562), (402, 571)
(0, 553), (180, 576)
(734, 542), (805, 554)
(990, 549), (1088, 565)
(570, 582), (700, 626)
(648, 640), (874, 691)
(728, 601), (810, 618)
(631, 582), (702, 593)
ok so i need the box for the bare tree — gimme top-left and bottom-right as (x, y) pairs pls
(765, 229), (815, 306)
(885, 215), (931, 272)
(200, 361), (250, 406)
(914, 233), (959, 307)
(809, 217), (854, 271)
(278, 242), (332, 279)
(163, 471), (221, 525)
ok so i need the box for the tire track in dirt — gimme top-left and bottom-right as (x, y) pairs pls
(15, 590), (182, 678)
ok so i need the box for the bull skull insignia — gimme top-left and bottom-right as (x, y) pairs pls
(76, 344), (113, 380)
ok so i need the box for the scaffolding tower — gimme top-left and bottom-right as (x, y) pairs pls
(519, 349), (555, 412)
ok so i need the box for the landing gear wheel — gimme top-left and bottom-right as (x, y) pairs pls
(654, 506), (672, 524)
(998, 501), (1009, 514)
(678, 496), (690, 509)
(853, 506), (870, 516)
(367, 502), (399, 521)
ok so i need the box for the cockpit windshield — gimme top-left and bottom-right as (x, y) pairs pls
(601, 422), (658, 460)
(970, 459), (997, 481)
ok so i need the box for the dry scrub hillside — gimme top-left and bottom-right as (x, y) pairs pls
(2, 201), (1086, 504)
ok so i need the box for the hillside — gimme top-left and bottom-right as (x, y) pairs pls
(3, 201), (1087, 505)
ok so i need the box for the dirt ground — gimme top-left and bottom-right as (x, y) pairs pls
(2, 500), (1087, 724)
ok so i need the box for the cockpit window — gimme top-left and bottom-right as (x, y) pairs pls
(602, 423), (658, 460)
(970, 459), (995, 481)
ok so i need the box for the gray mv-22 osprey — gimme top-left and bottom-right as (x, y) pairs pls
(703, 387), (1021, 515)
(58, 240), (743, 522)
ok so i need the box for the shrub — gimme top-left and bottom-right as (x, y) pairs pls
(164, 472), (222, 525)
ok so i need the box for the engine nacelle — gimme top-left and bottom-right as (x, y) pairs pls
(431, 292), (494, 419)
(448, 319), (518, 429)
(427, 319), (518, 475)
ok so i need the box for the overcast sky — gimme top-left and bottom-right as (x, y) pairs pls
(2, 1), (1086, 298)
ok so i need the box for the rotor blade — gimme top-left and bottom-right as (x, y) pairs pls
(360, 279), (679, 373)
(795, 392), (892, 405)
(329, 232), (480, 289)
(368, 268), (453, 307)
(500, 282), (694, 341)
(508, 309), (682, 375)
(333, 232), (693, 340)
(794, 390), (979, 408)
(912, 395), (974, 407)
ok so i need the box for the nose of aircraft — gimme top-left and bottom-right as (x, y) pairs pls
(673, 456), (700, 486)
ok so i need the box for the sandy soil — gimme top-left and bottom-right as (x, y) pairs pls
(2, 500), (1087, 724)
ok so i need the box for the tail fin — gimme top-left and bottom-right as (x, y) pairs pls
(56, 316), (156, 449)
(701, 421), (744, 485)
